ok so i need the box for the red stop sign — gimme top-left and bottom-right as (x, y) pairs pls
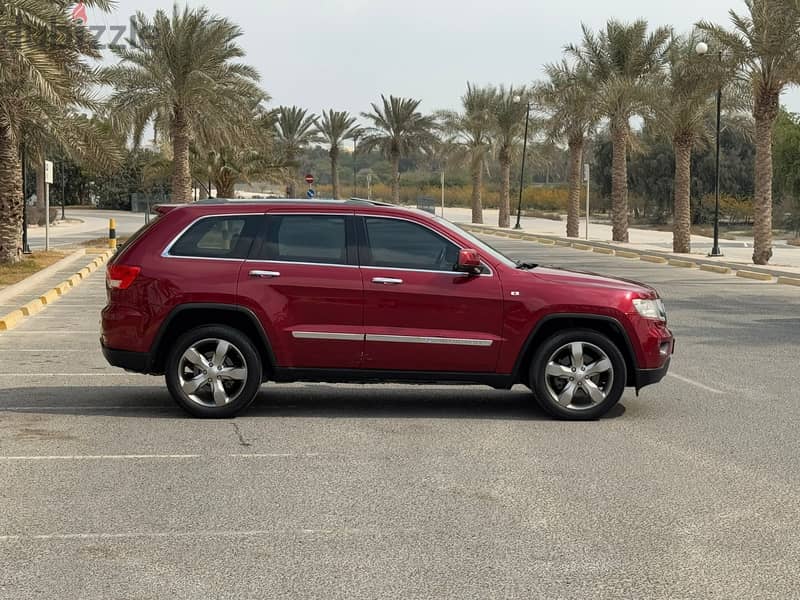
(305, 174), (314, 185)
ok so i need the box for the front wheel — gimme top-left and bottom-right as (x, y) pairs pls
(165, 325), (263, 418)
(529, 329), (627, 420)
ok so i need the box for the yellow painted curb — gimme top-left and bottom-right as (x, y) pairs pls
(78, 267), (91, 279)
(700, 264), (731, 274)
(555, 240), (572, 247)
(777, 276), (800, 286)
(21, 300), (44, 317)
(0, 309), (25, 331)
(736, 270), (773, 281)
(640, 255), (668, 264)
(69, 274), (82, 287)
(592, 247), (614, 255)
(537, 239), (556, 245)
(616, 250), (640, 259)
(572, 243), (592, 251)
(40, 289), (59, 305)
(55, 282), (71, 295)
(669, 259), (697, 268)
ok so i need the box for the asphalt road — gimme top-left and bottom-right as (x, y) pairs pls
(1, 235), (799, 599)
(26, 209), (148, 250)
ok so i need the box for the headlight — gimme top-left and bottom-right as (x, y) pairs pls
(632, 298), (667, 321)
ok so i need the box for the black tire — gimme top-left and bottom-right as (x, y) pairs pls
(529, 329), (627, 421)
(165, 325), (262, 418)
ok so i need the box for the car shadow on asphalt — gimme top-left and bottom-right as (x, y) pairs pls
(0, 385), (626, 421)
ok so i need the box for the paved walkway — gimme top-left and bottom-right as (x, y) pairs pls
(443, 207), (800, 276)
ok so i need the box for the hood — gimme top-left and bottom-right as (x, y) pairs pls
(529, 266), (659, 298)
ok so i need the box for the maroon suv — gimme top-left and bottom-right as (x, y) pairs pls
(101, 199), (674, 419)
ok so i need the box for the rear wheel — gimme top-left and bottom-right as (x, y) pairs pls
(165, 325), (262, 418)
(529, 329), (627, 420)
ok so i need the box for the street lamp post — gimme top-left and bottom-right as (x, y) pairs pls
(21, 144), (31, 254)
(61, 161), (66, 221)
(696, 41), (724, 257)
(353, 134), (359, 198)
(513, 95), (531, 230)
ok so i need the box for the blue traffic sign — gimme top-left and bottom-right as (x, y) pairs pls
(306, 188), (316, 199)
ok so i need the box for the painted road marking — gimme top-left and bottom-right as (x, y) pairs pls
(668, 373), (725, 394)
(0, 453), (322, 461)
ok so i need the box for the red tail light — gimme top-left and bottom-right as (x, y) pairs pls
(107, 265), (141, 290)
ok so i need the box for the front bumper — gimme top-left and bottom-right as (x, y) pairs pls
(634, 356), (671, 390)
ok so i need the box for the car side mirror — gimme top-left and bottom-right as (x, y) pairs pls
(457, 248), (482, 275)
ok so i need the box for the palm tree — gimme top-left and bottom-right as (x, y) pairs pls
(568, 20), (671, 242)
(439, 84), (496, 223)
(0, 0), (116, 264)
(104, 6), (265, 204)
(274, 106), (318, 197)
(316, 110), (361, 199)
(535, 62), (600, 238)
(491, 86), (529, 228)
(698, 1), (800, 265)
(361, 95), (437, 204)
(647, 34), (737, 253)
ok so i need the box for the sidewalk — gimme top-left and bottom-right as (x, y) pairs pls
(443, 207), (800, 276)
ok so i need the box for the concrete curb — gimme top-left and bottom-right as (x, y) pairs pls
(458, 223), (797, 287)
(737, 270), (774, 281)
(0, 249), (86, 305)
(0, 250), (112, 332)
(700, 264), (732, 274)
(777, 276), (800, 286)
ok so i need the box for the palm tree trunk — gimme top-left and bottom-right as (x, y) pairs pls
(566, 137), (584, 238)
(752, 97), (778, 265)
(0, 127), (23, 264)
(471, 155), (483, 224)
(391, 151), (401, 203)
(611, 119), (630, 243)
(171, 109), (192, 203)
(499, 153), (511, 228)
(215, 176), (235, 199)
(672, 137), (692, 253)
(330, 148), (340, 200)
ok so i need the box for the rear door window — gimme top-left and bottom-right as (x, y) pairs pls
(254, 215), (349, 265)
(168, 215), (261, 259)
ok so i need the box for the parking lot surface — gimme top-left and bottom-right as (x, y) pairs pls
(1, 235), (798, 599)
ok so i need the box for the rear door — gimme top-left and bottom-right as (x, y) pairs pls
(358, 215), (504, 373)
(237, 211), (364, 369)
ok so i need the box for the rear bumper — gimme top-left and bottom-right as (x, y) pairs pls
(634, 357), (671, 390)
(101, 342), (151, 374)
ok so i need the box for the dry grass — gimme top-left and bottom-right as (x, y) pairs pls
(0, 251), (67, 287)
(787, 238), (800, 247)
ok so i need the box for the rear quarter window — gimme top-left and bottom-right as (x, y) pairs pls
(168, 215), (261, 260)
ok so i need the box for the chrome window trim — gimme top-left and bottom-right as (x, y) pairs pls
(161, 213), (264, 259)
(365, 334), (494, 347)
(357, 213), (494, 277)
(292, 332), (364, 342)
(361, 265), (470, 277)
(244, 259), (359, 269)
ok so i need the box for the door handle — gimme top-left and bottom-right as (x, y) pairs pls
(372, 277), (403, 285)
(249, 270), (281, 278)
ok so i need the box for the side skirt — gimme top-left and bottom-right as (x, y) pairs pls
(270, 368), (515, 390)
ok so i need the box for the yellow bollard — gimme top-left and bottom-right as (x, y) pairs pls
(109, 218), (117, 250)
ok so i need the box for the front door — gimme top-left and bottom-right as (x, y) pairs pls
(358, 216), (504, 373)
(237, 212), (364, 369)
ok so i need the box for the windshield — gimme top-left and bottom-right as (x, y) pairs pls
(434, 217), (518, 269)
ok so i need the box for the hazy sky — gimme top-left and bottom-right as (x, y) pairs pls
(85, 0), (800, 115)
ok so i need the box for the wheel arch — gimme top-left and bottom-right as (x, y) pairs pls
(149, 304), (277, 376)
(512, 314), (638, 387)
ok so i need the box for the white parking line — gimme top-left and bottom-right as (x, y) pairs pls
(668, 373), (724, 394)
(0, 527), (416, 542)
(0, 453), (322, 461)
